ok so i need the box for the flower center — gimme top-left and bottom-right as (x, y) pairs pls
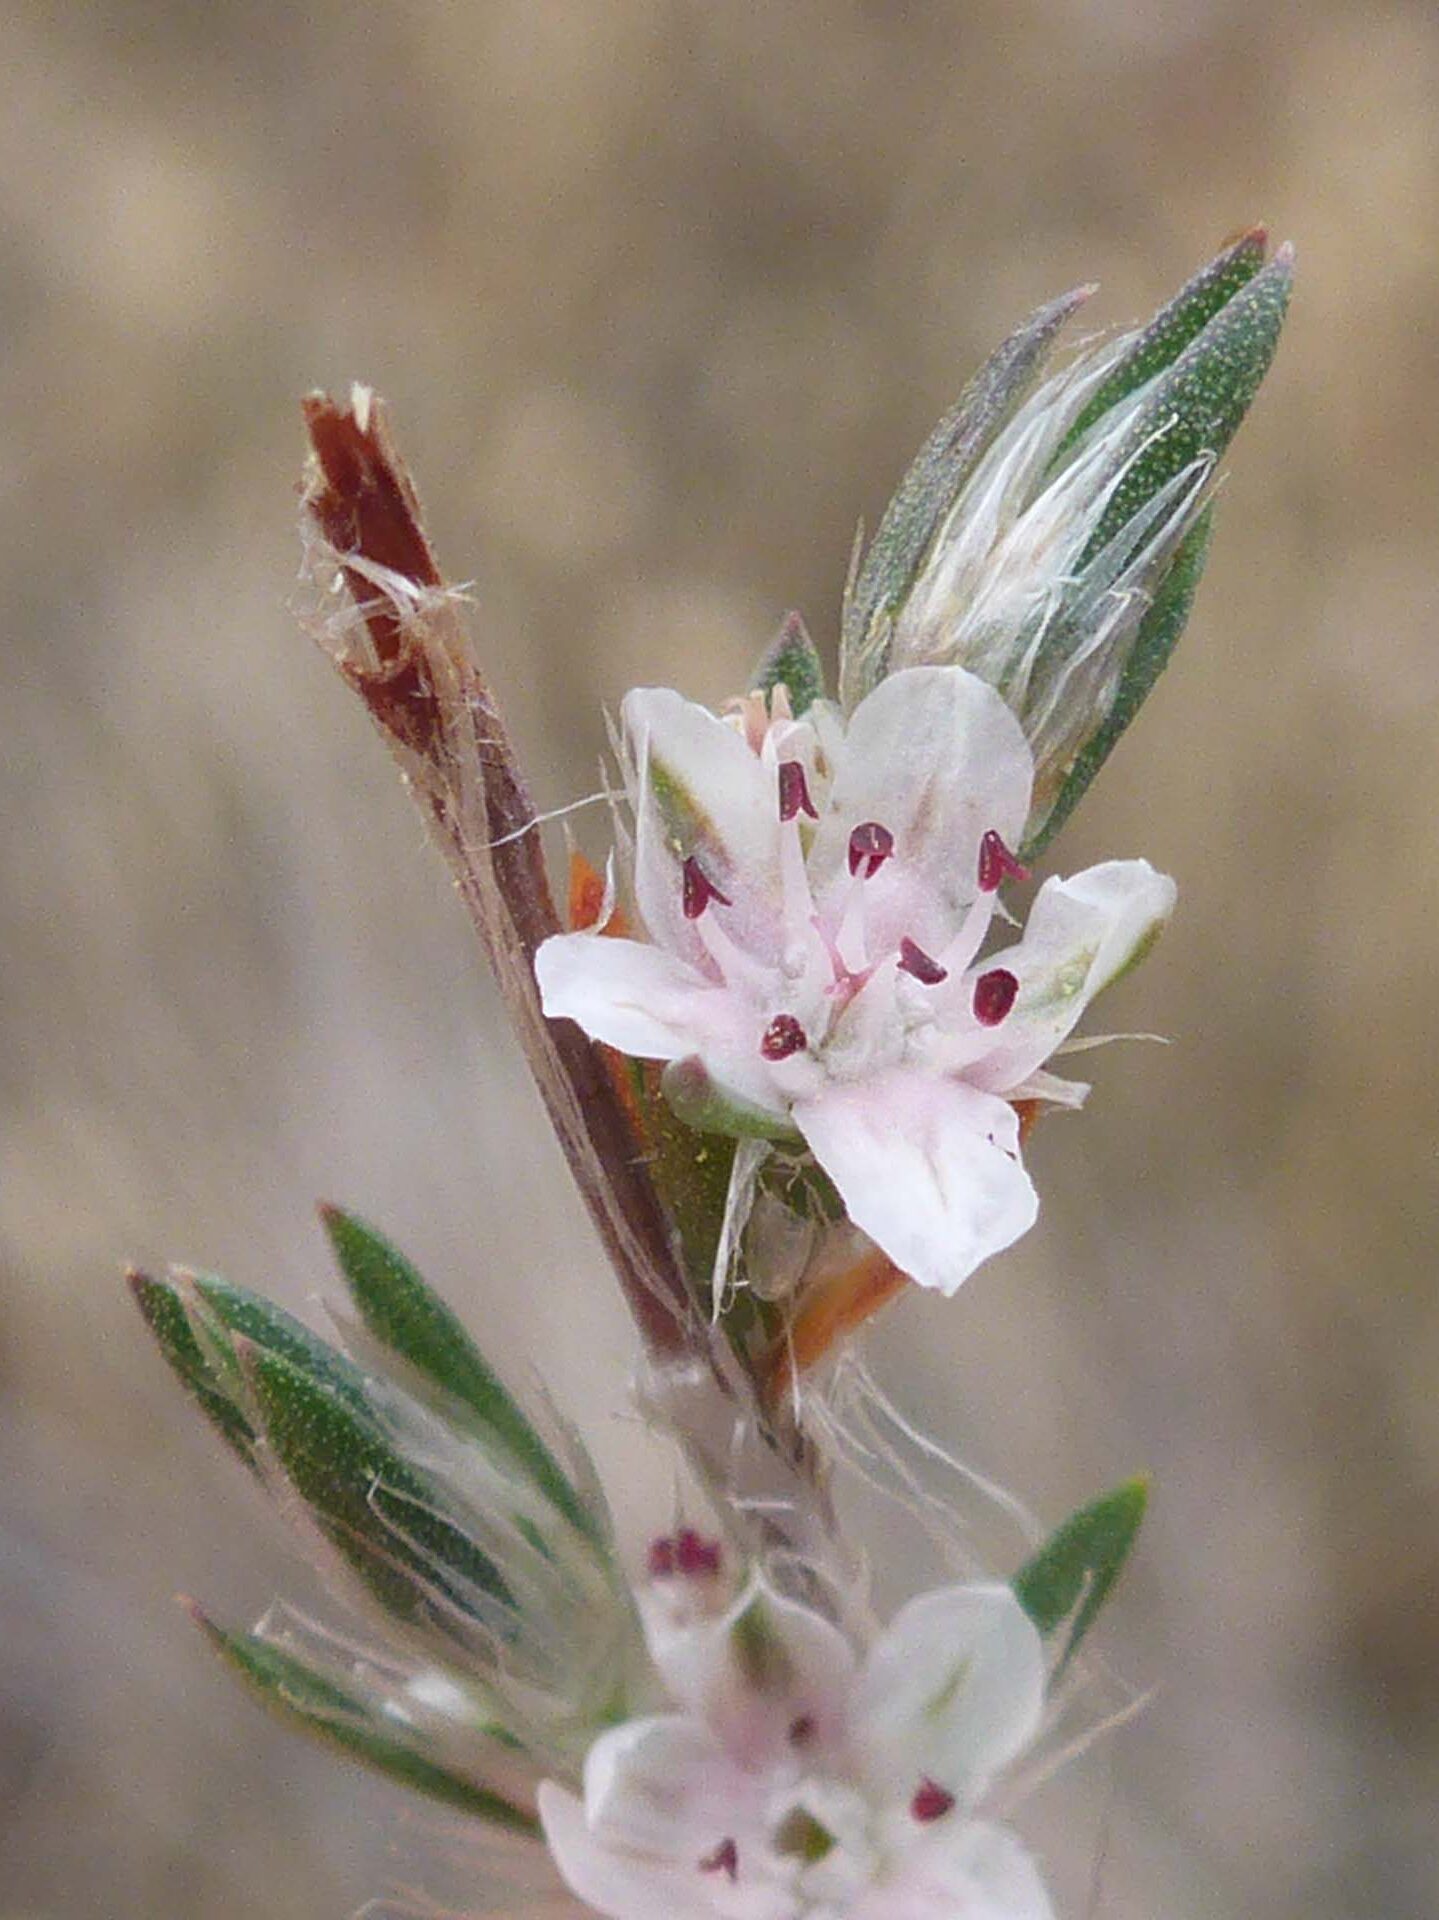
(700, 797), (1026, 1066)
(772, 1806), (836, 1864)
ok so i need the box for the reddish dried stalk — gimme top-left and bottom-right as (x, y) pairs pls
(300, 388), (696, 1363)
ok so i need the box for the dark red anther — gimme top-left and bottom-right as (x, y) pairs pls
(910, 1778), (955, 1823)
(778, 761), (819, 823)
(977, 829), (1030, 893)
(674, 1528), (723, 1576)
(788, 1713), (817, 1747)
(847, 820), (894, 879)
(972, 967), (1019, 1027)
(761, 1013), (808, 1061)
(683, 855), (732, 920)
(650, 1530), (722, 1577)
(699, 1838), (739, 1880)
(897, 936), (948, 985)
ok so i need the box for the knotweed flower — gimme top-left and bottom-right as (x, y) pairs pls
(536, 665), (1174, 1297)
(128, 239), (1291, 1917)
(540, 1557), (1055, 1920)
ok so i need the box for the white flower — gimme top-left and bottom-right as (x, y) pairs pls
(536, 665), (1175, 1296)
(539, 1564), (1055, 1920)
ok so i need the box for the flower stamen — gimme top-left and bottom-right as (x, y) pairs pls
(778, 760), (818, 822)
(683, 856), (732, 920)
(978, 829), (1030, 893)
(649, 1529), (723, 1577)
(674, 1528), (722, 1576)
(848, 821), (894, 879)
(761, 1013), (808, 1061)
(973, 967), (1019, 1026)
(910, 1778), (956, 1823)
(897, 936), (949, 985)
(699, 1838), (739, 1879)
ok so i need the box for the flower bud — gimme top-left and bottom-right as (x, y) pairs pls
(841, 230), (1293, 854)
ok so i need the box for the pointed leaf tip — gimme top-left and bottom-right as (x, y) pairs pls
(181, 1265), (374, 1419)
(318, 1203), (594, 1538)
(245, 1338), (513, 1636)
(127, 1266), (259, 1467)
(1057, 229), (1274, 461)
(192, 1606), (540, 1830)
(1081, 245), (1292, 567)
(754, 611), (825, 715)
(1012, 1475), (1149, 1673)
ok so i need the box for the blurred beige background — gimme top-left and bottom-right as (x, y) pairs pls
(2, 0), (1437, 1915)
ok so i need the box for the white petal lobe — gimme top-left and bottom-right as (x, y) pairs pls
(538, 1779), (714, 1920)
(794, 1072), (1039, 1295)
(625, 687), (784, 966)
(850, 1820), (1057, 1920)
(536, 932), (736, 1062)
(964, 858), (1176, 1095)
(851, 1584), (1046, 1810)
(646, 1576), (857, 1766)
(811, 668), (1032, 951)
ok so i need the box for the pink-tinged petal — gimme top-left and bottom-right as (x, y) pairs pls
(645, 1576), (857, 1768)
(542, 1717), (795, 1920)
(848, 1820), (1056, 1920)
(851, 1584), (1045, 1813)
(583, 1716), (763, 1857)
(793, 1072), (1038, 1297)
(536, 932), (743, 1062)
(538, 1777), (717, 1920)
(963, 859), (1177, 1095)
(809, 668), (1032, 954)
(625, 687), (785, 969)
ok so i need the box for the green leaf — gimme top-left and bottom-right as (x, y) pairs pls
(841, 284), (1092, 707)
(183, 1269), (374, 1419)
(754, 611), (825, 715)
(1012, 1476), (1148, 1673)
(244, 1342), (512, 1639)
(1022, 503), (1214, 859)
(128, 1269), (257, 1466)
(187, 1602), (538, 1832)
(1056, 228), (1269, 457)
(319, 1205), (593, 1538)
(1080, 246), (1292, 569)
